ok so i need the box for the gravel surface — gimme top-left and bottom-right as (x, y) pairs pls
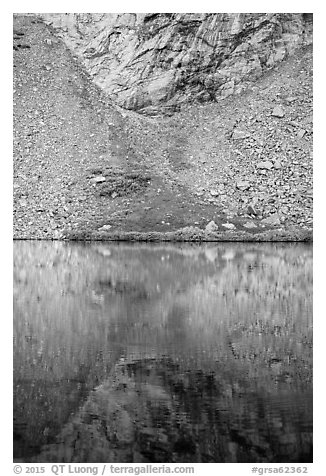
(13, 15), (313, 241)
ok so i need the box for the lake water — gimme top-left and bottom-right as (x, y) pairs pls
(13, 241), (313, 463)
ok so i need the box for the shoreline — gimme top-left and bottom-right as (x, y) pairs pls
(13, 227), (313, 242)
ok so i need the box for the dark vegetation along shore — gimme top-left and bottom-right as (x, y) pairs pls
(13, 14), (313, 242)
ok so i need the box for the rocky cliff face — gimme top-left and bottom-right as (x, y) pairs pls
(40, 13), (312, 114)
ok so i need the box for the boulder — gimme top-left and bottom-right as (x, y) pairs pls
(232, 128), (250, 140)
(271, 106), (285, 118)
(243, 221), (257, 229)
(236, 180), (250, 190)
(261, 214), (281, 226)
(98, 224), (112, 231)
(205, 221), (219, 233)
(257, 161), (273, 170)
(91, 176), (106, 183)
(222, 223), (236, 230)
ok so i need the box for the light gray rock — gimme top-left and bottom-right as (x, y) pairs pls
(232, 128), (250, 140)
(210, 190), (219, 197)
(243, 221), (257, 229)
(261, 214), (281, 226)
(257, 160), (273, 169)
(91, 176), (106, 183)
(297, 129), (306, 138)
(222, 223), (236, 230)
(98, 224), (112, 231)
(236, 180), (250, 190)
(271, 106), (285, 118)
(285, 96), (296, 103)
(280, 206), (289, 214)
(205, 220), (219, 233)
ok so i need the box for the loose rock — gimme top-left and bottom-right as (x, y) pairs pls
(271, 106), (285, 118)
(236, 181), (250, 190)
(205, 220), (219, 233)
(261, 214), (281, 226)
(98, 224), (112, 231)
(222, 223), (236, 230)
(297, 129), (306, 138)
(257, 161), (273, 170)
(243, 221), (257, 229)
(91, 176), (106, 183)
(247, 204), (258, 215)
(232, 129), (250, 140)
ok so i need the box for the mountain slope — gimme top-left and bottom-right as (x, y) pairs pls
(40, 13), (313, 114)
(13, 15), (312, 241)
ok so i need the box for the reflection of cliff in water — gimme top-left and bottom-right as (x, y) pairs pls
(14, 242), (312, 462)
(33, 357), (312, 463)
